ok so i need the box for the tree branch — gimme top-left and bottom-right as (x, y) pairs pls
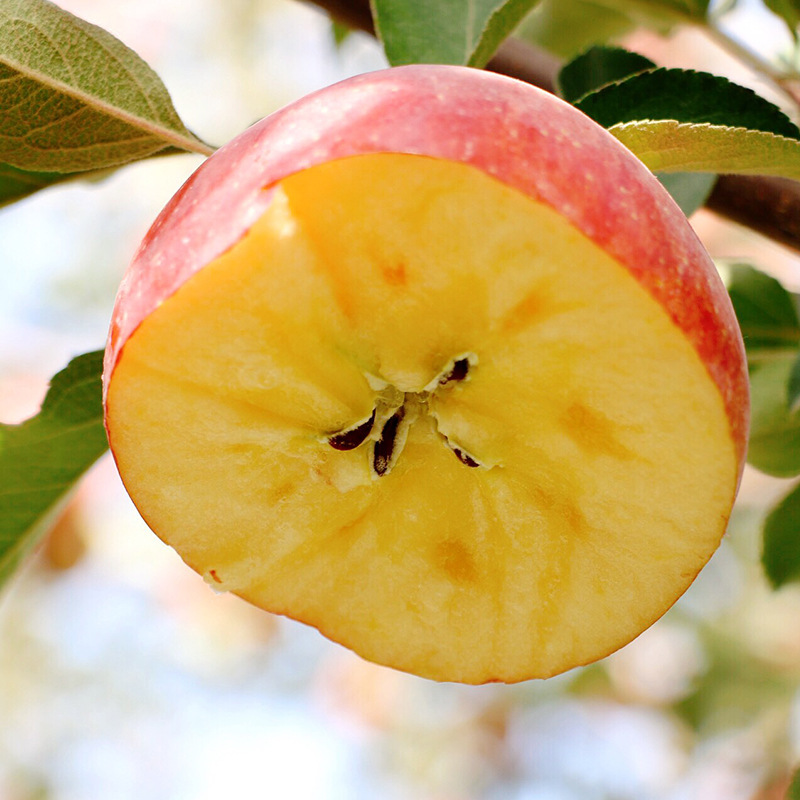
(306, 0), (800, 255)
(706, 175), (800, 252)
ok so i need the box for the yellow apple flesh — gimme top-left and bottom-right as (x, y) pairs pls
(104, 66), (748, 684)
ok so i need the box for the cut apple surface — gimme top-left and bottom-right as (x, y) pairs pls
(104, 66), (748, 683)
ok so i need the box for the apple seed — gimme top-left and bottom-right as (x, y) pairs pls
(328, 410), (376, 451)
(441, 357), (470, 385)
(423, 353), (477, 393)
(450, 445), (480, 468)
(373, 407), (405, 477)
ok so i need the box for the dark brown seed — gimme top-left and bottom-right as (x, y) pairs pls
(328, 409), (376, 451)
(440, 357), (469, 385)
(373, 407), (404, 476)
(451, 445), (480, 468)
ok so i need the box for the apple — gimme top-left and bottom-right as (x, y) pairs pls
(103, 65), (749, 684)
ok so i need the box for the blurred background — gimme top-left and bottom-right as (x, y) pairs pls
(2, 1), (800, 797)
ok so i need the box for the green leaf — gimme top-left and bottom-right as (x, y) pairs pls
(595, 0), (709, 21)
(728, 267), (800, 473)
(518, 0), (706, 58)
(610, 121), (800, 182)
(575, 69), (800, 138)
(558, 45), (656, 103)
(331, 19), (352, 47)
(559, 49), (720, 215)
(0, 145), (186, 209)
(680, 0), (710, 13)
(789, 767), (800, 800)
(0, 351), (108, 589)
(371, 0), (541, 67)
(789, 352), (800, 411)
(763, 0), (800, 40)
(747, 356), (800, 477)
(0, 0), (212, 173)
(656, 171), (717, 216)
(517, 0), (636, 60)
(0, 162), (67, 206)
(559, 45), (654, 100)
(763, 482), (800, 587)
(726, 264), (800, 354)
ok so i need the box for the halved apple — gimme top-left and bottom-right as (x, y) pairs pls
(103, 65), (749, 683)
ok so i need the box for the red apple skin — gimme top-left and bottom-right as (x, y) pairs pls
(103, 64), (749, 471)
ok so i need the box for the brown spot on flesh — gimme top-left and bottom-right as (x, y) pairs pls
(381, 262), (408, 286)
(268, 480), (296, 504)
(434, 539), (478, 583)
(531, 484), (587, 537)
(501, 286), (580, 334)
(560, 402), (634, 460)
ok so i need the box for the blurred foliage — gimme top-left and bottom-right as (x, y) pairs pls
(372, 0), (541, 66)
(790, 765), (800, 798)
(675, 627), (796, 733)
(518, 0), (708, 59)
(764, 0), (800, 40)
(0, 351), (107, 591)
(764, 483), (800, 587)
(519, 0), (637, 59)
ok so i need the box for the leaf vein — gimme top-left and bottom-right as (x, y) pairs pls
(0, 57), (212, 157)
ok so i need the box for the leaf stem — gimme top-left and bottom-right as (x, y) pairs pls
(175, 136), (216, 158)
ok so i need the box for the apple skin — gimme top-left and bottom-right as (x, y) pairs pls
(103, 64), (749, 474)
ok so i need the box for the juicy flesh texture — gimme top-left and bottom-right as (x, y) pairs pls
(107, 154), (738, 683)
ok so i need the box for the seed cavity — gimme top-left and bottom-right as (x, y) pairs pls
(440, 357), (470, 385)
(441, 435), (482, 468)
(372, 407), (405, 477)
(326, 353), (484, 476)
(328, 410), (376, 451)
(451, 445), (480, 468)
(423, 352), (477, 393)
